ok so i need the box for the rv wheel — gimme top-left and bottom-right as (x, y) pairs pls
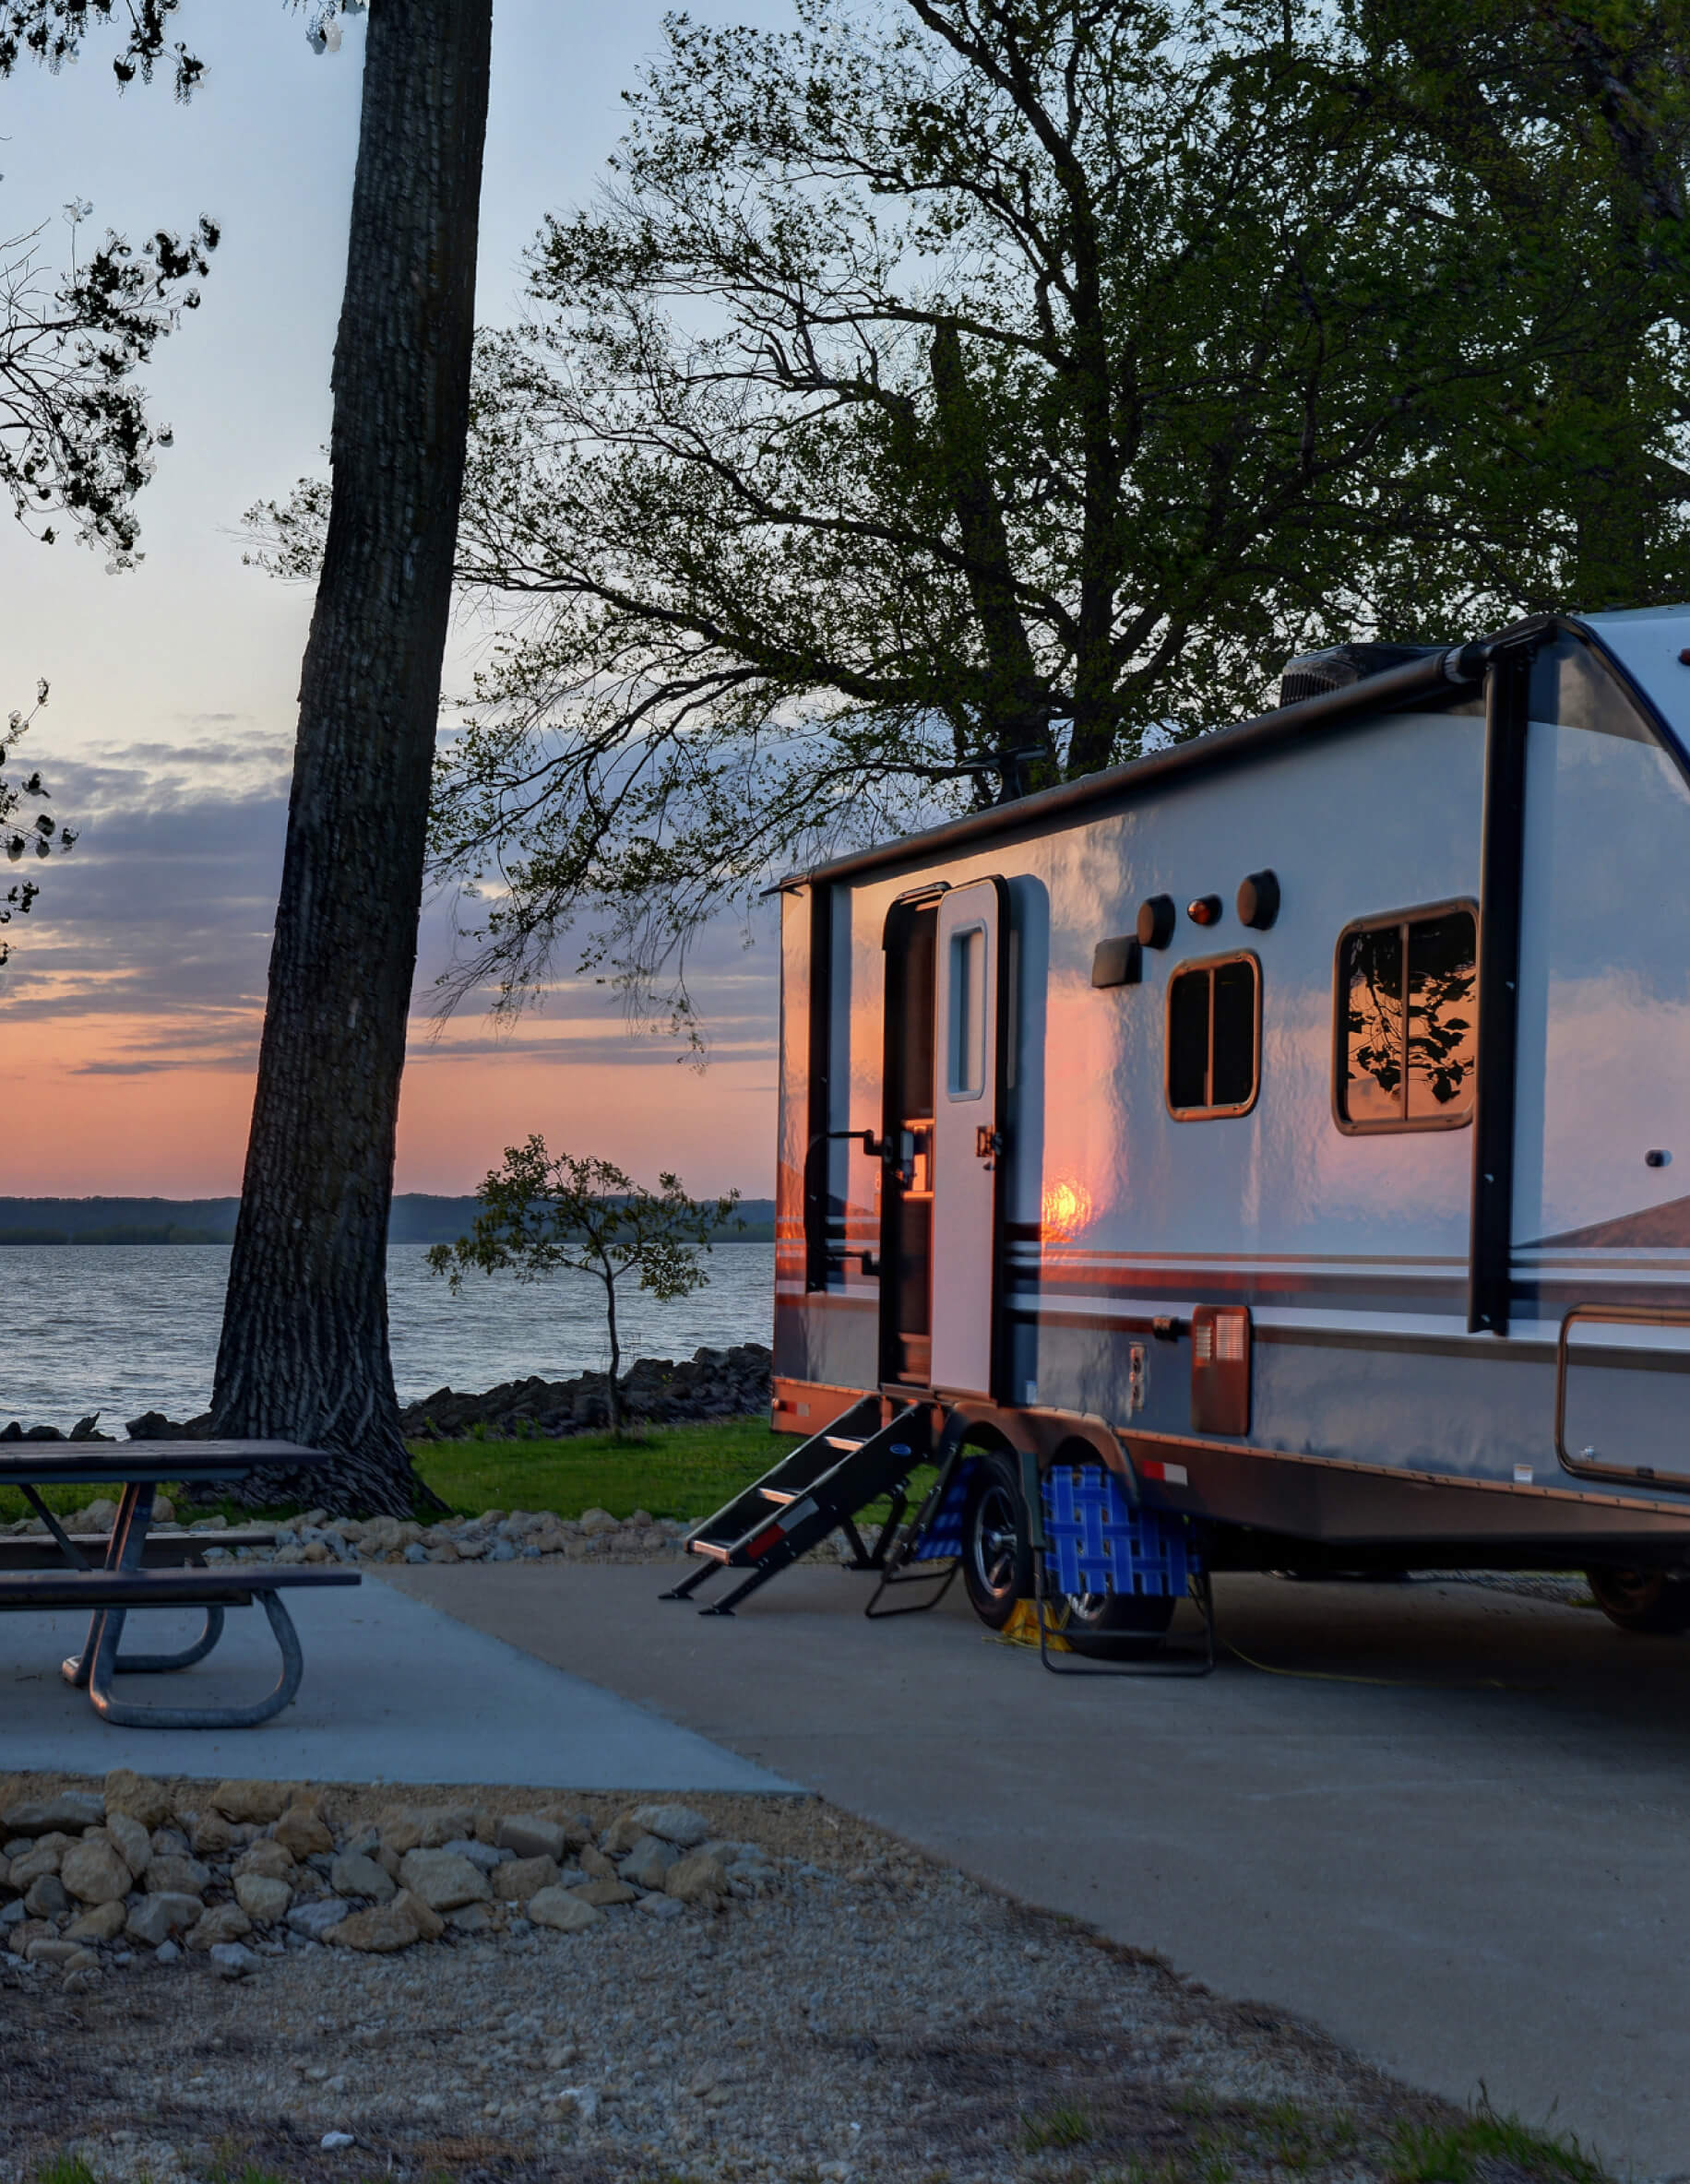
(1053, 1589), (1177, 1659)
(1586, 1566), (1690, 1635)
(961, 1449), (1032, 1629)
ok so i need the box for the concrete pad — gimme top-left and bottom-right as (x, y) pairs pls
(382, 1561), (1690, 2179)
(0, 1576), (792, 1792)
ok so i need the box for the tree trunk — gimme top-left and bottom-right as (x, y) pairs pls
(602, 1271), (623, 1437)
(210, 0), (494, 1516)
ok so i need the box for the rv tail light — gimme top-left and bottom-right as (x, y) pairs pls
(1186, 895), (1221, 927)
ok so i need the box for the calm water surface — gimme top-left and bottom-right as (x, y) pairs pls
(0, 1242), (776, 1431)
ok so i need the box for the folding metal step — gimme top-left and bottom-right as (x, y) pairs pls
(659, 1395), (933, 1616)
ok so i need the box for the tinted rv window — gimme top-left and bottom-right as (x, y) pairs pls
(1338, 905), (1477, 1130)
(1166, 955), (1260, 1118)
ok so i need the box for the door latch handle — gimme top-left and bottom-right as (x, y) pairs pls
(975, 1125), (1004, 1160)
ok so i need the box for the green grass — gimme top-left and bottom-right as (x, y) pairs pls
(1387, 2108), (1610, 2183)
(1018, 2104), (1096, 2152)
(0, 1416), (936, 1532)
(410, 1417), (795, 1522)
(0, 1418), (793, 1529)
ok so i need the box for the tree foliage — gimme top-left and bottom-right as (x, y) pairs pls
(0, 678), (75, 972)
(244, 0), (1690, 1015)
(427, 1137), (742, 1436)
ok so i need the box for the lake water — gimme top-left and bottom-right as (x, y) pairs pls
(0, 1242), (777, 1432)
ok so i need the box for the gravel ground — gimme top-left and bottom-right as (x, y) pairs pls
(0, 1773), (1596, 2184)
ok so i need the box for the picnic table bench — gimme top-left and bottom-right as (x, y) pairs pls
(0, 1442), (359, 1728)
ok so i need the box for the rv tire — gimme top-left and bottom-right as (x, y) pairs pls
(961, 1448), (1032, 1629)
(1586, 1565), (1690, 1635)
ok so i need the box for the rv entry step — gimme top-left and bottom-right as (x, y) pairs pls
(659, 1396), (932, 1616)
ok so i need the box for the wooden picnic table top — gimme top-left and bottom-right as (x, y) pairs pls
(0, 1439), (329, 1487)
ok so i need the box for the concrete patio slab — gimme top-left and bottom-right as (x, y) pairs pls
(0, 1576), (794, 1792)
(380, 1560), (1690, 2180)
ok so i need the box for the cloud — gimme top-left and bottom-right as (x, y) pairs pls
(3, 738), (782, 1075)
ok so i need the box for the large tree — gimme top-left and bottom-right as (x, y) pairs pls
(254, 0), (1674, 1015)
(210, 0), (494, 1514)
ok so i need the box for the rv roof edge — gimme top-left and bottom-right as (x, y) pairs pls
(769, 613), (1559, 896)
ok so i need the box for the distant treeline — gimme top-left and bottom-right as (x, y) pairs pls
(0, 1194), (776, 1246)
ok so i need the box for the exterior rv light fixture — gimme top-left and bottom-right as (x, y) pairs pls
(1647, 1148), (1672, 1168)
(1091, 935), (1143, 989)
(1236, 870), (1280, 930)
(1186, 895), (1222, 928)
(1137, 895), (1176, 948)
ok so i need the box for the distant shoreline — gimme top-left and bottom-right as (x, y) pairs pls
(0, 1193), (775, 1247)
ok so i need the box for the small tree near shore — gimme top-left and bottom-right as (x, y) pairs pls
(426, 1136), (741, 1437)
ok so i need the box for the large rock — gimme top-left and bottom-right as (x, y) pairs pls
(233, 1874), (292, 1922)
(208, 1779), (291, 1823)
(3, 1792), (104, 1834)
(126, 1892), (204, 1948)
(286, 1898), (351, 1941)
(325, 1890), (442, 1953)
(104, 1811), (151, 1878)
(570, 1878), (638, 1908)
(398, 1849), (490, 1913)
(64, 1900), (127, 1944)
(187, 1903), (253, 1951)
(526, 1887), (603, 1933)
(102, 1769), (172, 1831)
(378, 1804), (473, 1857)
(233, 1839), (296, 1882)
(329, 1851), (395, 1905)
(273, 1806), (334, 1858)
(59, 1836), (132, 1906)
(632, 1803), (710, 1848)
(7, 1845), (65, 1889)
(492, 1855), (559, 1903)
(25, 1874), (69, 1919)
(619, 1834), (679, 1892)
(665, 1852), (730, 1903)
(494, 1813), (566, 1862)
(147, 1854), (211, 1897)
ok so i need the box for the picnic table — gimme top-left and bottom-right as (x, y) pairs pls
(0, 1441), (360, 1728)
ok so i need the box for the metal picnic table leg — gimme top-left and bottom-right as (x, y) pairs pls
(62, 1479), (151, 1690)
(86, 1587), (306, 1731)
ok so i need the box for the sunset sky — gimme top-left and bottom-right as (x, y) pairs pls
(0, 1), (787, 1200)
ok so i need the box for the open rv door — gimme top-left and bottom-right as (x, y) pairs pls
(930, 879), (1008, 1396)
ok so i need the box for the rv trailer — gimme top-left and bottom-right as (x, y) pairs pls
(694, 609), (1690, 1646)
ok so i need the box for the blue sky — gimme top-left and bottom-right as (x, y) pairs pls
(0, 0), (788, 1196)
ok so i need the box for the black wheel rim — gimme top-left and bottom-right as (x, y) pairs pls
(970, 1480), (1021, 1601)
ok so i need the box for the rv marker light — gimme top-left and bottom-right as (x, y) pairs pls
(1186, 895), (1222, 926)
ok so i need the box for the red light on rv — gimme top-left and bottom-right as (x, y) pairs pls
(1187, 896), (1221, 927)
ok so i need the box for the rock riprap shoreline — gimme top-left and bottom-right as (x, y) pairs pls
(2, 1773), (786, 1996)
(0, 1342), (775, 1446)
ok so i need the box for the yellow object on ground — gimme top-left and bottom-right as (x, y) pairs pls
(989, 1598), (1071, 1651)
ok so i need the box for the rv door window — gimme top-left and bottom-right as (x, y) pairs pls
(1166, 954), (1261, 1118)
(1337, 903), (1477, 1131)
(947, 923), (987, 1098)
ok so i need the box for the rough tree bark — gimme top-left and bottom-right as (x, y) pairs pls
(211, 0), (494, 1515)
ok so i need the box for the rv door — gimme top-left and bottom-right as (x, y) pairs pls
(930, 879), (1008, 1396)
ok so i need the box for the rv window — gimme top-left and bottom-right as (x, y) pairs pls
(1166, 954), (1260, 1118)
(947, 923), (987, 1098)
(1337, 904), (1477, 1131)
